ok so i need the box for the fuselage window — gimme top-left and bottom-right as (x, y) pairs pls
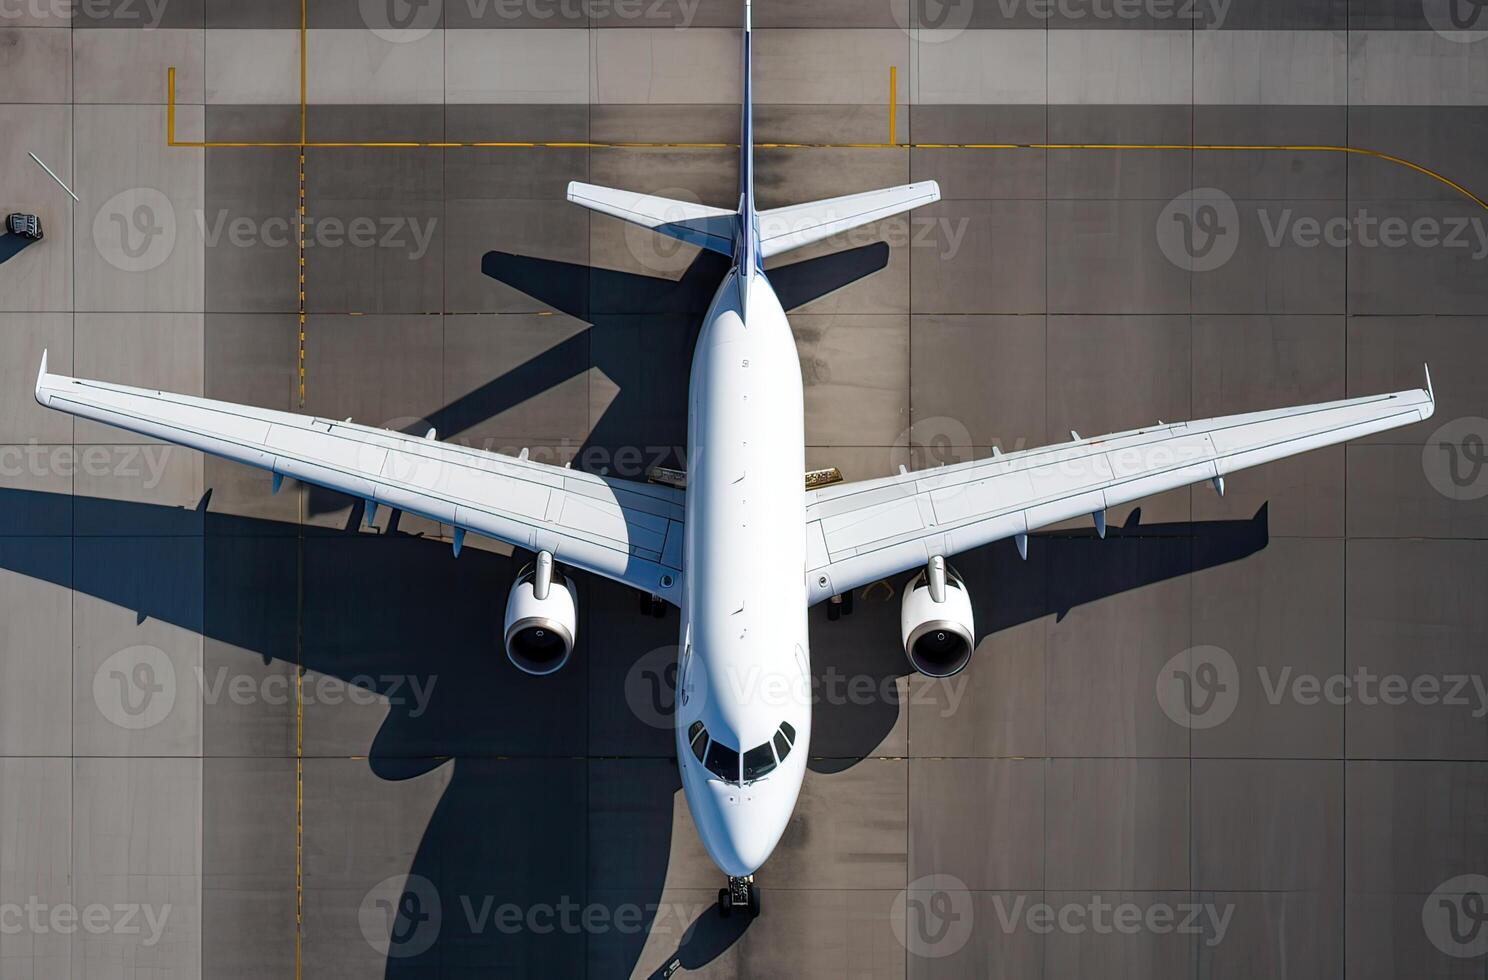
(704, 737), (740, 782)
(772, 729), (790, 761)
(779, 720), (796, 745)
(743, 741), (777, 781)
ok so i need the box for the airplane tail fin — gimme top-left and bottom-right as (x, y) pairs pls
(565, 182), (738, 257)
(756, 181), (941, 259)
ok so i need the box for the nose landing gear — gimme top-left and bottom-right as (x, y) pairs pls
(717, 875), (760, 918)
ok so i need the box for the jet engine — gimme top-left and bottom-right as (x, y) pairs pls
(899, 556), (975, 678)
(503, 553), (578, 676)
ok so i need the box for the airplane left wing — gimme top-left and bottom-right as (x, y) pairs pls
(34, 353), (686, 604)
(804, 376), (1435, 605)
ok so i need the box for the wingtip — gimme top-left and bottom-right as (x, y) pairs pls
(1424, 362), (1434, 402)
(34, 348), (48, 407)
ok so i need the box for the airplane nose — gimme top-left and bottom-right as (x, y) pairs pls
(709, 821), (773, 878)
(700, 783), (789, 877)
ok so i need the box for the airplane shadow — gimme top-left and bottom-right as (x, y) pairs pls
(0, 233), (36, 265)
(0, 487), (1267, 975)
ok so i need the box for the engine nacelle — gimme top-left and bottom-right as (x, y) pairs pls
(503, 558), (578, 676)
(899, 558), (975, 678)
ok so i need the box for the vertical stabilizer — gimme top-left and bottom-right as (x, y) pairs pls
(737, 0), (759, 275)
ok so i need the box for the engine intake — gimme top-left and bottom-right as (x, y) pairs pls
(504, 557), (578, 675)
(899, 558), (975, 678)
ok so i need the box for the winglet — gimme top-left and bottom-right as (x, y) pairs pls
(33, 348), (49, 406)
(1424, 363), (1434, 403)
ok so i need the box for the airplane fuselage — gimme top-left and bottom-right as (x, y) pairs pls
(675, 266), (812, 876)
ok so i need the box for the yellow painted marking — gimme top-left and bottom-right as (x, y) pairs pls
(163, 60), (1488, 211)
(889, 65), (897, 146)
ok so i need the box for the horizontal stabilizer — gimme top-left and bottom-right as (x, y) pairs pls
(567, 181), (736, 256)
(758, 181), (941, 259)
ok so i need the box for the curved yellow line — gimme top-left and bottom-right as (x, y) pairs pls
(163, 68), (1488, 212)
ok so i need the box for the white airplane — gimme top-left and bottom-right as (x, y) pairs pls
(34, 0), (1436, 921)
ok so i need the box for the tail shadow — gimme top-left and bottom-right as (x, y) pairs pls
(305, 243), (890, 519)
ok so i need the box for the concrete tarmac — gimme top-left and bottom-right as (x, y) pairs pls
(1, 2), (1487, 977)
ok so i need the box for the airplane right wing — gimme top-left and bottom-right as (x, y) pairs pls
(803, 376), (1435, 605)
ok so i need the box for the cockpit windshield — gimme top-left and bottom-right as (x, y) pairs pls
(703, 738), (739, 782)
(687, 720), (798, 784)
(742, 741), (777, 781)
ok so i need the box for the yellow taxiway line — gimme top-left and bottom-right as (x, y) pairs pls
(166, 69), (1488, 212)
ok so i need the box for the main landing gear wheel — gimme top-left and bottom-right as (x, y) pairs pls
(717, 876), (759, 918)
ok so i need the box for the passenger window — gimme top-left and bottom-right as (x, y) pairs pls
(743, 742), (777, 781)
(704, 738), (740, 782)
(772, 729), (790, 761)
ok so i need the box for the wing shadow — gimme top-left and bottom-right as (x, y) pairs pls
(804, 505), (1272, 770)
(0, 493), (1265, 974)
